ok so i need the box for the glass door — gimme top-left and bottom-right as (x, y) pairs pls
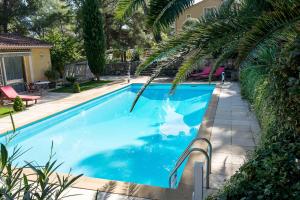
(3, 56), (26, 91)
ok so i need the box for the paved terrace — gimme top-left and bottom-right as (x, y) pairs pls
(0, 78), (260, 200)
(206, 82), (260, 197)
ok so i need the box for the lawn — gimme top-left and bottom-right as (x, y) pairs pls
(51, 80), (112, 93)
(0, 106), (13, 118)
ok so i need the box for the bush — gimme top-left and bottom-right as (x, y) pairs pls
(13, 96), (24, 111)
(211, 63), (300, 199)
(44, 68), (59, 82)
(66, 76), (77, 84)
(131, 49), (140, 61)
(73, 82), (81, 93)
(44, 30), (83, 77)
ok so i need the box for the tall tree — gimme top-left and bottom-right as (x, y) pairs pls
(30, 0), (74, 38)
(0, 0), (41, 33)
(81, 0), (106, 81)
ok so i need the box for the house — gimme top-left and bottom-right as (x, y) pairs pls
(0, 34), (52, 91)
(175, 0), (223, 33)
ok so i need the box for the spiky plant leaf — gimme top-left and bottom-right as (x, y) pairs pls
(115, 0), (146, 20)
(171, 50), (206, 92)
(237, 3), (300, 65)
(149, 0), (194, 32)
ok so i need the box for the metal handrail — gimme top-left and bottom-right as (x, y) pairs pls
(175, 137), (212, 173)
(169, 148), (210, 189)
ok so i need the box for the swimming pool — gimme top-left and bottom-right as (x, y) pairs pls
(1, 84), (215, 188)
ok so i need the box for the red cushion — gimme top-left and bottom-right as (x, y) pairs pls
(19, 95), (40, 101)
(0, 86), (40, 101)
(0, 86), (18, 98)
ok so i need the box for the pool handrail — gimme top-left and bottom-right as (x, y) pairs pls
(169, 147), (210, 189)
(174, 137), (212, 173)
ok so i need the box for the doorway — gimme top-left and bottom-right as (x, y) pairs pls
(0, 56), (26, 92)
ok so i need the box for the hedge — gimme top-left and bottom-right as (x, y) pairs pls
(210, 65), (300, 199)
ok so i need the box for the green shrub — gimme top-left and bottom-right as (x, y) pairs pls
(73, 82), (81, 93)
(13, 96), (24, 112)
(212, 64), (300, 199)
(44, 68), (59, 82)
(66, 76), (77, 84)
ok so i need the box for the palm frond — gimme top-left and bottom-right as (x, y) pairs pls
(130, 66), (163, 112)
(136, 0), (244, 75)
(149, 0), (194, 32)
(135, 27), (202, 75)
(115, 0), (146, 20)
(171, 50), (206, 92)
(208, 41), (239, 81)
(237, 4), (300, 65)
(131, 57), (181, 112)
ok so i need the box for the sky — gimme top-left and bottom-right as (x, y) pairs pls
(194, 0), (204, 4)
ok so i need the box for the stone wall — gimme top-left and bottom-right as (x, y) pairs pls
(104, 61), (139, 75)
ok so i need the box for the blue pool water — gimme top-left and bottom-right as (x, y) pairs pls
(1, 84), (214, 188)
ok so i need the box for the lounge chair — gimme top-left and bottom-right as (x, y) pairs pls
(190, 66), (211, 77)
(213, 66), (225, 78)
(0, 86), (40, 106)
(192, 66), (225, 79)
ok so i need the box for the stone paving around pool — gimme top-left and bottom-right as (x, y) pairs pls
(0, 78), (261, 200)
(205, 82), (261, 197)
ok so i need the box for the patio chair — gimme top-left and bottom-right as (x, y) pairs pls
(25, 82), (38, 93)
(214, 67), (225, 78)
(190, 66), (212, 77)
(0, 86), (40, 106)
(192, 66), (225, 79)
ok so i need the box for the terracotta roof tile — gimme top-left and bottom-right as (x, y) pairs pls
(0, 34), (52, 49)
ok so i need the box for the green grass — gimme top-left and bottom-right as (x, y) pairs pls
(51, 80), (112, 93)
(0, 107), (13, 118)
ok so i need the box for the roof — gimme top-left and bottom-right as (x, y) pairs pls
(0, 34), (52, 50)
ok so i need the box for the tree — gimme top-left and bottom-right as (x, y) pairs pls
(130, 0), (300, 107)
(81, 0), (106, 81)
(30, 0), (75, 38)
(0, 0), (41, 33)
(43, 30), (83, 77)
(103, 0), (150, 50)
(115, 0), (194, 40)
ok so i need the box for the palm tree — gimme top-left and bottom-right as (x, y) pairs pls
(115, 0), (195, 42)
(125, 0), (300, 111)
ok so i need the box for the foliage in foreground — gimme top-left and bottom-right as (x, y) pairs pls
(0, 143), (82, 199)
(81, 0), (106, 81)
(209, 36), (300, 199)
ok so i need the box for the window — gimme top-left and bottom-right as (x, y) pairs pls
(4, 56), (24, 83)
(2, 56), (26, 91)
(204, 7), (216, 16)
